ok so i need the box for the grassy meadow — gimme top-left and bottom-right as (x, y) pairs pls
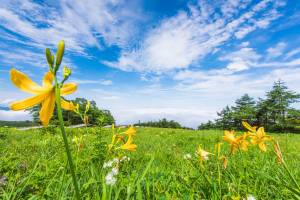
(0, 126), (299, 199)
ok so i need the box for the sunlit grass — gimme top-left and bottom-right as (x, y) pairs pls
(0, 127), (299, 199)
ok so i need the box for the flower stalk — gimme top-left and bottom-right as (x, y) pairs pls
(54, 77), (81, 199)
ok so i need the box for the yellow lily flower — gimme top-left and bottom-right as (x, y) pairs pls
(121, 135), (137, 152)
(250, 127), (272, 152)
(223, 130), (239, 154)
(124, 125), (136, 136)
(223, 130), (249, 154)
(10, 69), (77, 127)
(196, 145), (212, 162)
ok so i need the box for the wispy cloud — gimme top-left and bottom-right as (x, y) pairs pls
(0, 0), (143, 54)
(106, 0), (285, 72)
(72, 78), (113, 86)
(266, 42), (286, 59)
(220, 47), (261, 72)
(284, 48), (300, 60)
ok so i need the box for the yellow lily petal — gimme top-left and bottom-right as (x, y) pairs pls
(240, 140), (249, 151)
(61, 83), (77, 96)
(258, 142), (267, 152)
(242, 121), (256, 132)
(10, 69), (45, 94)
(125, 126), (136, 136)
(43, 71), (54, 88)
(223, 130), (236, 143)
(121, 143), (137, 152)
(256, 127), (265, 138)
(10, 93), (47, 111)
(61, 99), (76, 110)
(39, 92), (56, 127)
(121, 135), (137, 152)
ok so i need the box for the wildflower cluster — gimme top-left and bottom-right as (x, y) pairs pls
(222, 122), (272, 154)
(190, 121), (283, 169)
(102, 156), (130, 186)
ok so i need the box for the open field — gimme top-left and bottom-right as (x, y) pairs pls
(0, 127), (299, 199)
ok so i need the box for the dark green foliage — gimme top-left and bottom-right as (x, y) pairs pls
(215, 106), (235, 130)
(198, 120), (215, 130)
(232, 94), (257, 129)
(0, 121), (38, 127)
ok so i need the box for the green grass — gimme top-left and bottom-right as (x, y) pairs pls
(0, 127), (299, 199)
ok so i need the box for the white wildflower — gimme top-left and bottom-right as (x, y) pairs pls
(111, 167), (119, 176)
(105, 172), (117, 185)
(183, 153), (192, 160)
(112, 158), (119, 164)
(120, 156), (130, 162)
(247, 195), (256, 200)
(103, 161), (113, 169)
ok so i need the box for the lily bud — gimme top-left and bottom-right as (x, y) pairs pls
(55, 40), (65, 72)
(45, 48), (54, 70)
(63, 66), (71, 79)
(85, 100), (91, 113)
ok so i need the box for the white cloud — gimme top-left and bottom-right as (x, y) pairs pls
(235, 26), (256, 39)
(226, 60), (249, 72)
(100, 80), (113, 86)
(254, 58), (300, 68)
(221, 47), (261, 72)
(71, 79), (99, 84)
(285, 48), (300, 60)
(107, 0), (284, 72)
(71, 78), (113, 86)
(266, 42), (286, 58)
(0, 98), (15, 105)
(240, 41), (250, 47)
(0, 0), (143, 53)
(0, 110), (31, 121)
(101, 95), (120, 100)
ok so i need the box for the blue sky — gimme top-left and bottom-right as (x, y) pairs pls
(0, 0), (300, 127)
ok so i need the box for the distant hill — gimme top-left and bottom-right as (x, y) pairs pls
(0, 120), (38, 127)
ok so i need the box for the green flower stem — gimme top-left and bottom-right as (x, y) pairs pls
(282, 161), (300, 190)
(54, 77), (81, 200)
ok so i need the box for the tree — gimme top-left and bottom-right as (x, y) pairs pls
(265, 80), (299, 125)
(231, 94), (257, 129)
(198, 120), (216, 130)
(215, 106), (235, 130)
(256, 81), (300, 131)
(256, 98), (270, 129)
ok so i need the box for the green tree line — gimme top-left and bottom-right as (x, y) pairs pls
(198, 80), (300, 133)
(135, 118), (192, 129)
(28, 98), (115, 126)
